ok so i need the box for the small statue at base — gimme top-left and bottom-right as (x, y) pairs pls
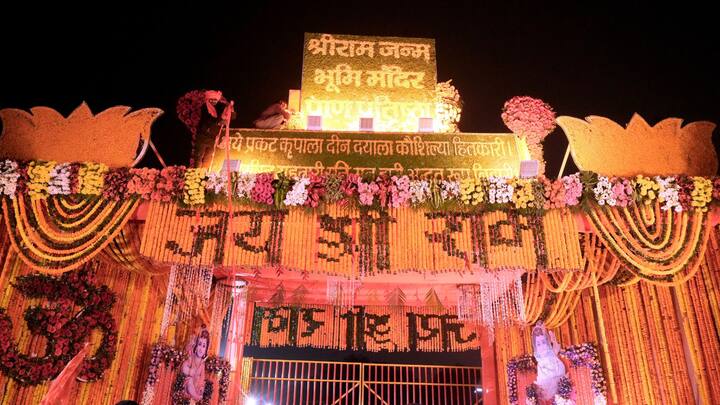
(253, 101), (291, 129)
(532, 321), (566, 403)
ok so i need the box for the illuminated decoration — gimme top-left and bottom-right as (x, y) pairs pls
(140, 202), (583, 275)
(586, 200), (711, 285)
(435, 79), (462, 132)
(506, 344), (607, 405)
(556, 114), (718, 176)
(1, 195), (139, 273)
(359, 117), (374, 131)
(195, 128), (527, 178)
(502, 96), (557, 176)
(159, 264), (214, 338)
(0, 103), (163, 168)
(456, 270), (526, 329)
(247, 302), (482, 352)
(520, 160), (539, 178)
(2, 27), (720, 405)
(306, 115), (322, 130)
(301, 33), (437, 132)
(287, 89), (301, 112)
(418, 117), (434, 132)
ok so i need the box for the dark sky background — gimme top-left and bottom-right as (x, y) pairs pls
(1, 1), (718, 177)
(1, 0), (717, 366)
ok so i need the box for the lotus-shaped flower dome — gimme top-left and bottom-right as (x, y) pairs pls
(0, 102), (163, 167)
(556, 114), (716, 176)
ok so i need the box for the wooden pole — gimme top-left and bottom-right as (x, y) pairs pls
(557, 145), (571, 179)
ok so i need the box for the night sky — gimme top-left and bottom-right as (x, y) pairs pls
(2, 1), (718, 177)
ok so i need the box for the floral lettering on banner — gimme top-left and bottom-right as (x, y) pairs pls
(166, 208), (230, 264)
(340, 306), (396, 351)
(424, 211), (549, 270)
(233, 210), (288, 265)
(423, 212), (489, 267)
(249, 306), (326, 347)
(406, 313), (478, 352)
(317, 207), (396, 274)
(165, 208), (288, 265)
(247, 304), (481, 353)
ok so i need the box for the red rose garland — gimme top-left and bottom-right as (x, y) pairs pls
(0, 267), (117, 385)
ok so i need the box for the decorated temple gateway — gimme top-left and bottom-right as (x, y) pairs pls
(0, 32), (718, 405)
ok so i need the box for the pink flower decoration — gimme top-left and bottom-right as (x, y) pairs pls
(152, 166), (186, 202)
(251, 173), (275, 205)
(305, 173), (326, 207)
(562, 174), (583, 206)
(127, 168), (159, 200)
(611, 178), (633, 207)
(358, 179), (379, 206)
(542, 178), (566, 209)
(340, 173), (359, 200)
(501, 96), (557, 144)
(389, 175), (411, 208)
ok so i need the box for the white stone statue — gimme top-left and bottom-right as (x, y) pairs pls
(532, 321), (566, 402)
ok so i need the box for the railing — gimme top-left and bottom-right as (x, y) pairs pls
(242, 358), (483, 405)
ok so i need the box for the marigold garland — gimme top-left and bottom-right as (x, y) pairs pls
(27, 161), (54, 199)
(77, 162), (108, 195)
(141, 202), (583, 275)
(183, 168), (207, 206)
(3, 160), (720, 214)
(588, 200), (710, 285)
(2, 195), (139, 273)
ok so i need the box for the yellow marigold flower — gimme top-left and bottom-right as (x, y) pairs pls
(27, 161), (55, 199)
(183, 168), (207, 205)
(78, 162), (108, 195)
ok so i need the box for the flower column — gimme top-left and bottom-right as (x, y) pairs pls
(480, 327), (499, 405)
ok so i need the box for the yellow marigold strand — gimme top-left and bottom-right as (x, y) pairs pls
(78, 162), (108, 195)
(183, 168), (207, 205)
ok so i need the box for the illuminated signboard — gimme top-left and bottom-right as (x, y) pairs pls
(196, 129), (528, 178)
(300, 33), (437, 132)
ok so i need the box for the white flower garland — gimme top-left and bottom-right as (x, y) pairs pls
(440, 180), (460, 200)
(48, 163), (72, 195)
(656, 176), (682, 212)
(284, 176), (310, 206)
(593, 176), (615, 206)
(409, 179), (430, 204)
(488, 176), (513, 204)
(235, 173), (256, 198)
(0, 160), (20, 198)
(204, 172), (227, 194)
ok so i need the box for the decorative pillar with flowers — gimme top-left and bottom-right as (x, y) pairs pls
(501, 96), (557, 176)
